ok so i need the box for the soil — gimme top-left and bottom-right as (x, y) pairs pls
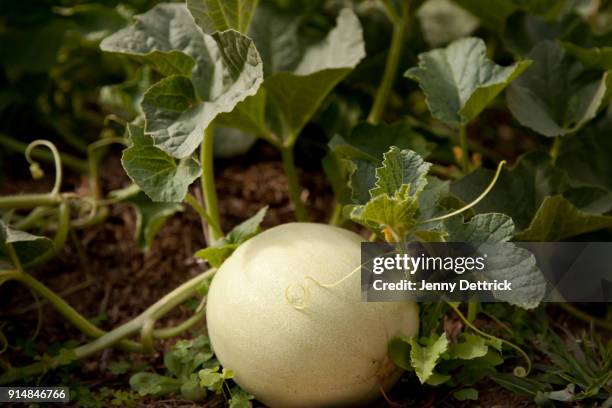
(0, 142), (535, 407)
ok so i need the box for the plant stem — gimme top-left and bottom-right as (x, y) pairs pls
(280, 146), (309, 221)
(0, 270), (142, 352)
(558, 303), (612, 331)
(0, 194), (61, 210)
(328, 201), (344, 226)
(550, 137), (562, 164)
(458, 125), (470, 172)
(0, 269), (215, 384)
(0, 133), (88, 173)
(367, 0), (410, 124)
(467, 301), (478, 323)
(184, 194), (223, 238)
(200, 126), (222, 243)
(25, 202), (70, 268)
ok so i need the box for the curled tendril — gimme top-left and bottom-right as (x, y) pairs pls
(421, 160), (506, 224)
(63, 196), (98, 228)
(447, 302), (531, 377)
(25, 140), (63, 197)
(284, 263), (365, 310)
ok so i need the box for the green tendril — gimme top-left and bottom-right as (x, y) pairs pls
(422, 160), (506, 224)
(25, 140), (63, 198)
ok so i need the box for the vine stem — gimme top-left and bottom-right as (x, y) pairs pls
(557, 303), (612, 331)
(458, 125), (470, 173)
(280, 145), (309, 222)
(367, 0), (410, 124)
(184, 194), (223, 238)
(0, 269), (216, 384)
(200, 126), (222, 243)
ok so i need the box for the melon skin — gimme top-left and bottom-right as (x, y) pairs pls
(206, 223), (419, 408)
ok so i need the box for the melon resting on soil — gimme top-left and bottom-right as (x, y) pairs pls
(206, 223), (419, 407)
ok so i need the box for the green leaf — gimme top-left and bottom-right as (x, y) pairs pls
(562, 42), (612, 71)
(452, 0), (518, 30)
(351, 186), (420, 238)
(121, 125), (201, 203)
(448, 334), (488, 360)
(507, 41), (608, 137)
(221, 8), (365, 143)
(0, 222), (53, 267)
(444, 213), (515, 244)
(198, 368), (225, 392)
(195, 206), (267, 267)
(453, 388), (479, 401)
(101, 4), (263, 158)
(123, 192), (183, 250)
(557, 126), (612, 191)
(194, 245), (237, 268)
(349, 147), (433, 238)
(417, 0), (479, 47)
(406, 37), (530, 127)
(129, 373), (181, 396)
(410, 333), (449, 384)
(229, 387), (254, 408)
(371, 147), (431, 197)
(329, 121), (432, 162)
(443, 214), (546, 308)
(187, 0), (258, 34)
(515, 195), (612, 241)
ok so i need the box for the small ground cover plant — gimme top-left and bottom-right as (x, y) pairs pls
(1, 0), (611, 407)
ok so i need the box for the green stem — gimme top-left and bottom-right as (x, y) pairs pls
(0, 270), (142, 352)
(459, 125), (470, 172)
(184, 194), (223, 238)
(280, 146), (309, 221)
(200, 126), (222, 243)
(0, 194), (61, 210)
(14, 208), (51, 230)
(328, 201), (343, 226)
(467, 301), (479, 323)
(25, 202), (70, 268)
(368, 0), (410, 124)
(0, 269), (215, 384)
(558, 303), (612, 332)
(87, 138), (128, 199)
(0, 133), (88, 173)
(550, 137), (562, 164)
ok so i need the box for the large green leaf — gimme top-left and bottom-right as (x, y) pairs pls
(101, 4), (263, 158)
(219, 7), (365, 144)
(0, 222), (53, 267)
(406, 37), (530, 127)
(452, 152), (612, 240)
(557, 125), (612, 191)
(121, 125), (201, 203)
(187, 0), (258, 34)
(371, 146), (431, 197)
(515, 195), (612, 241)
(507, 41), (608, 137)
(444, 213), (515, 244)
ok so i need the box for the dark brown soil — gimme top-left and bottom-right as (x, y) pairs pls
(0, 143), (534, 408)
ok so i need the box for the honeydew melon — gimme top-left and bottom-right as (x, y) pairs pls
(206, 222), (418, 407)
